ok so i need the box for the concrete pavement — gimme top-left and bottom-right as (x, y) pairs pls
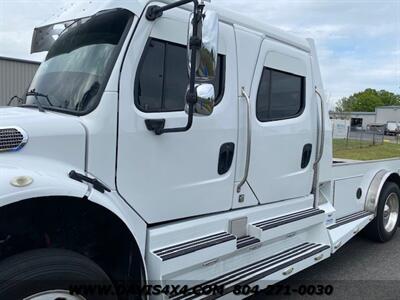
(250, 234), (400, 300)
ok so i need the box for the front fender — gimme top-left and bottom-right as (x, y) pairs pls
(0, 157), (148, 258)
(78, 181), (148, 278)
(86, 187), (147, 255)
(0, 158), (88, 208)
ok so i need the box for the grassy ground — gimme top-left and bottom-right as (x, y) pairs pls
(333, 139), (400, 161)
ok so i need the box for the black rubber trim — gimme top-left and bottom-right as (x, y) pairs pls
(201, 244), (317, 290)
(154, 232), (228, 254)
(236, 236), (260, 249)
(210, 245), (330, 300)
(160, 236), (235, 261)
(253, 208), (324, 231)
(154, 232), (235, 261)
(171, 243), (312, 299)
(253, 208), (318, 227)
(336, 211), (371, 223)
(171, 243), (329, 300)
(328, 211), (373, 229)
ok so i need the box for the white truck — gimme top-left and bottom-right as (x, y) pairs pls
(385, 121), (399, 136)
(1, 0), (399, 299)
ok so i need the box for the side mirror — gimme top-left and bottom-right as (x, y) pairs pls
(185, 84), (215, 116)
(144, 1), (218, 134)
(187, 10), (219, 82)
(186, 10), (218, 116)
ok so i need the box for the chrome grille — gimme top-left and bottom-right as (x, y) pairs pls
(0, 127), (28, 152)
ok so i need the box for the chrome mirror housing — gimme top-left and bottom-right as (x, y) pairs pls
(185, 84), (215, 116)
(187, 10), (219, 82)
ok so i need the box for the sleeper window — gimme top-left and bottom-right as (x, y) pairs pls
(136, 39), (225, 112)
(256, 68), (305, 122)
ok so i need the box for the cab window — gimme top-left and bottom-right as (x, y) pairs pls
(135, 39), (225, 112)
(256, 68), (305, 122)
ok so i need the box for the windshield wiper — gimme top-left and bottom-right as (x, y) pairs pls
(26, 89), (54, 112)
(7, 95), (24, 106)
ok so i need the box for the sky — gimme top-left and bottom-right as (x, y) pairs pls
(0, 0), (399, 108)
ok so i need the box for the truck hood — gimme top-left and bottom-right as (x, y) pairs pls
(0, 107), (86, 172)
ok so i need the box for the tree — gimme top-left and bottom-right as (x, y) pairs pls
(335, 89), (400, 112)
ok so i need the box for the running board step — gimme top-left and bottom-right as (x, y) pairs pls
(153, 232), (236, 261)
(169, 242), (330, 300)
(236, 236), (260, 249)
(328, 211), (374, 253)
(328, 211), (374, 229)
(249, 208), (325, 241)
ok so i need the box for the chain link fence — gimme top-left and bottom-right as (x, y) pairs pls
(334, 127), (384, 150)
(383, 134), (400, 144)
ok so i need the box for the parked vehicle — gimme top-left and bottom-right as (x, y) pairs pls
(367, 123), (385, 134)
(385, 121), (400, 136)
(1, 0), (399, 299)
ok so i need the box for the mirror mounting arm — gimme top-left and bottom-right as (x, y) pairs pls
(145, 0), (204, 135)
(146, 0), (199, 21)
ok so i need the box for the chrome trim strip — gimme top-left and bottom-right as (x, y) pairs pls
(365, 169), (393, 215)
(312, 88), (325, 208)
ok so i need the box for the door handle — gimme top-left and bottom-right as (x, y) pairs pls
(301, 144), (312, 169)
(237, 87), (252, 193)
(218, 143), (235, 175)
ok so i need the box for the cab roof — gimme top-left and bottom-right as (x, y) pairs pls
(44, 0), (311, 52)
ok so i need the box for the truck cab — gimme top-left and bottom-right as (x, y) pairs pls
(0, 1), (399, 299)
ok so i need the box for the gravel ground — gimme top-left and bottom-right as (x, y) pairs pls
(250, 233), (400, 300)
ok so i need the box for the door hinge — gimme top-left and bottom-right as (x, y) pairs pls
(69, 170), (111, 194)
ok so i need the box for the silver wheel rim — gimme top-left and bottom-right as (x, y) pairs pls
(23, 290), (87, 300)
(383, 192), (399, 233)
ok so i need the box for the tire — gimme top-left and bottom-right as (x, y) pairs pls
(364, 182), (400, 242)
(0, 248), (117, 300)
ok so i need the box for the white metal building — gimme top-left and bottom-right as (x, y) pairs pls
(0, 56), (40, 106)
(331, 106), (400, 130)
(330, 111), (376, 129)
(376, 106), (400, 124)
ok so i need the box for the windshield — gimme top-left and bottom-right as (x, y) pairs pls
(26, 9), (133, 114)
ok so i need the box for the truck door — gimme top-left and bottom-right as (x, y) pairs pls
(247, 39), (316, 204)
(116, 9), (238, 223)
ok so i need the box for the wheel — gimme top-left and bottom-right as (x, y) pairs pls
(364, 182), (400, 242)
(0, 248), (117, 300)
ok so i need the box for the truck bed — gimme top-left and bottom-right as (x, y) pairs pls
(331, 157), (400, 219)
